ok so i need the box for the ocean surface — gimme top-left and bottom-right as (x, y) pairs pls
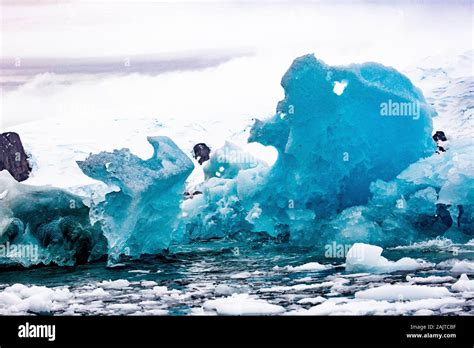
(1, 240), (473, 315)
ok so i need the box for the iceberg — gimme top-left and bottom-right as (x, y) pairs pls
(248, 54), (435, 226)
(0, 171), (107, 267)
(182, 55), (438, 245)
(345, 243), (432, 273)
(77, 136), (194, 261)
(6, 54), (470, 265)
(184, 55), (442, 244)
(202, 141), (263, 180)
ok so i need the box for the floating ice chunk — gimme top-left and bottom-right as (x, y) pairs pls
(0, 292), (22, 306)
(203, 293), (285, 315)
(140, 309), (168, 316)
(259, 282), (333, 293)
(140, 281), (158, 287)
(406, 275), (454, 284)
(292, 297), (463, 315)
(152, 286), (168, 296)
(451, 274), (474, 292)
(273, 262), (330, 273)
(77, 288), (110, 298)
(230, 272), (252, 279)
(215, 284), (241, 296)
(345, 243), (432, 273)
(107, 303), (140, 314)
(98, 279), (130, 289)
(450, 260), (474, 274)
(0, 284), (71, 314)
(414, 309), (435, 315)
(297, 296), (327, 305)
(355, 284), (451, 301)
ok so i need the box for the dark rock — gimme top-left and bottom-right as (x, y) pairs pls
(183, 190), (203, 200)
(432, 131), (447, 142)
(0, 132), (31, 182)
(193, 143), (211, 165)
(433, 131), (448, 154)
(436, 203), (453, 228)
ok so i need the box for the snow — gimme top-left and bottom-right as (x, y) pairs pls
(203, 294), (285, 315)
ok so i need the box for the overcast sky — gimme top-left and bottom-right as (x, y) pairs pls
(0, 0), (472, 127)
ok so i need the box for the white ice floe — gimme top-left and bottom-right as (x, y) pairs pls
(215, 284), (241, 296)
(128, 270), (151, 274)
(152, 286), (168, 296)
(273, 262), (331, 273)
(98, 279), (131, 289)
(451, 274), (474, 292)
(258, 282), (333, 293)
(76, 288), (111, 299)
(297, 296), (327, 305)
(228, 270), (265, 279)
(355, 284), (451, 301)
(0, 284), (72, 314)
(140, 281), (158, 287)
(406, 275), (454, 284)
(202, 293), (285, 315)
(345, 243), (432, 273)
(450, 260), (474, 274)
(230, 272), (252, 279)
(138, 309), (168, 316)
(290, 297), (464, 315)
(107, 303), (140, 314)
